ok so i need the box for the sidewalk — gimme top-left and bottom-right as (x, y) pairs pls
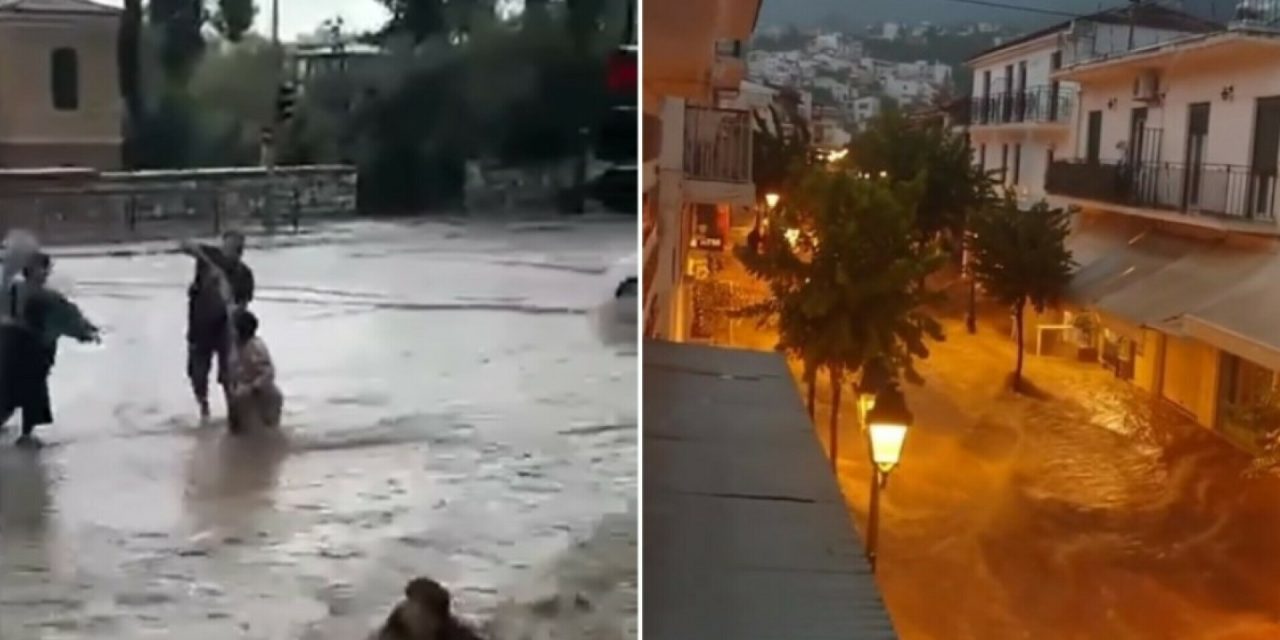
(643, 340), (898, 639)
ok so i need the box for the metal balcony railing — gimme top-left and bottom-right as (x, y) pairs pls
(1046, 160), (1278, 223)
(1232, 0), (1280, 29)
(971, 86), (1076, 126)
(683, 106), (752, 184)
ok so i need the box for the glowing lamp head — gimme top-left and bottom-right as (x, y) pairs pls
(866, 385), (913, 474)
(765, 193), (781, 209)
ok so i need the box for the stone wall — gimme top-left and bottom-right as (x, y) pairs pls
(0, 165), (357, 245)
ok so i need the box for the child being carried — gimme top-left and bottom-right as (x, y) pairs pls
(228, 309), (283, 431)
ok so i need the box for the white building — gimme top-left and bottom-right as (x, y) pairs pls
(851, 95), (881, 130)
(1021, 7), (1280, 450)
(965, 4), (1213, 203)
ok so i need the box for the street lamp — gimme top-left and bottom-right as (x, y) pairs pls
(765, 192), (781, 210)
(864, 384), (913, 573)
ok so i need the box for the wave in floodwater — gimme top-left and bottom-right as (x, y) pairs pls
(484, 509), (637, 640)
(73, 279), (591, 317)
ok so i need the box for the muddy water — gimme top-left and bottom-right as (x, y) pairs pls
(0, 219), (636, 639)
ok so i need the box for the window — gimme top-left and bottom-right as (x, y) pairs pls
(978, 143), (987, 171)
(51, 47), (79, 111)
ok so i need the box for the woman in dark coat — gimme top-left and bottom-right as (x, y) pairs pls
(0, 253), (99, 447)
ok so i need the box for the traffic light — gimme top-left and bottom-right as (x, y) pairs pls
(275, 81), (297, 124)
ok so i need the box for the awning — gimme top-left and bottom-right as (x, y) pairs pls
(1093, 242), (1276, 340)
(1183, 254), (1280, 372)
(1068, 227), (1200, 306)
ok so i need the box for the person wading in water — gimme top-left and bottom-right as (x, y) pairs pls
(0, 252), (100, 447)
(180, 230), (254, 431)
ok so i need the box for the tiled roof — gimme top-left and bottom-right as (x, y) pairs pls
(644, 341), (899, 640)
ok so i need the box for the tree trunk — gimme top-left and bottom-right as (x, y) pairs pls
(805, 365), (817, 420)
(1014, 300), (1026, 391)
(828, 368), (842, 472)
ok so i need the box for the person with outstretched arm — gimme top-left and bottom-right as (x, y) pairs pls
(0, 252), (100, 447)
(180, 230), (255, 428)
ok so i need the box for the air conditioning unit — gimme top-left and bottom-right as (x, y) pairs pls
(714, 39), (744, 59)
(1133, 69), (1160, 102)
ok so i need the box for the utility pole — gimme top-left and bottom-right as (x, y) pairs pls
(268, 0), (281, 227)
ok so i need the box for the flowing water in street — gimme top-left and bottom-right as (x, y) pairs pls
(820, 320), (1280, 640)
(0, 219), (637, 639)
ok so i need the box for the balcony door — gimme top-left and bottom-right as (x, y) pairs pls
(1249, 96), (1280, 219)
(1016, 61), (1027, 121)
(1049, 51), (1062, 121)
(1182, 102), (1209, 210)
(1086, 111), (1103, 164)
(982, 70), (992, 124)
(1003, 64), (1013, 122)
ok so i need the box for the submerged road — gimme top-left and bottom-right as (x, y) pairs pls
(708, 243), (1280, 640)
(0, 219), (637, 639)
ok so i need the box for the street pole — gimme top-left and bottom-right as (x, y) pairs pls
(867, 467), (882, 572)
(268, 0), (280, 228)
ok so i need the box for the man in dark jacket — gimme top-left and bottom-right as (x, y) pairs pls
(180, 230), (254, 424)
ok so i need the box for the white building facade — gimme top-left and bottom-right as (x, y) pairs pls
(966, 27), (1077, 202)
(1032, 9), (1280, 452)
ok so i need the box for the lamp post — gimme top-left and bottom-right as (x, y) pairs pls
(864, 383), (912, 573)
(752, 193), (780, 255)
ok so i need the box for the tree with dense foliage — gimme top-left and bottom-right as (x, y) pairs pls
(969, 195), (1074, 391)
(118, 0), (143, 116)
(854, 109), (995, 248)
(752, 100), (811, 202)
(213, 0), (257, 42)
(739, 165), (945, 465)
(149, 0), (206, 82)
(381, 0), (448, 42)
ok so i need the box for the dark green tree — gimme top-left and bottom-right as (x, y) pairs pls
(752, 101), (811, 202)
(969, 195), (1074, 391)
(118, 0), (143, 117)
(149, 0), (206, 82)
(739, 165), (945, 466)
(213, 0), (257, 42)
(381, 0), (447, 42)
(854, 109), (994, 246)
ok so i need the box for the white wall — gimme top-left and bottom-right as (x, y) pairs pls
(971, 38), (1075, 99)
(1067, 55), (1280, 169)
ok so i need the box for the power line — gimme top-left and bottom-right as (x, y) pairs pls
(928, 0), (1086, 18)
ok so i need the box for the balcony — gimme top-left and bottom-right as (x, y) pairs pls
(683, 106), (752, 184)
(1231, 0), (1280, 30)
(971, 86), (1076, 127)
(1046, 160), (1279, 225)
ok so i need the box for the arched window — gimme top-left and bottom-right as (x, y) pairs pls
(51, 48), (79, 111)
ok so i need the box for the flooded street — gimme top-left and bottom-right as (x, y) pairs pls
(709, 246), (1280, 639)
(817, 319), (1280, 640)
(0, 219), (637, 639)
